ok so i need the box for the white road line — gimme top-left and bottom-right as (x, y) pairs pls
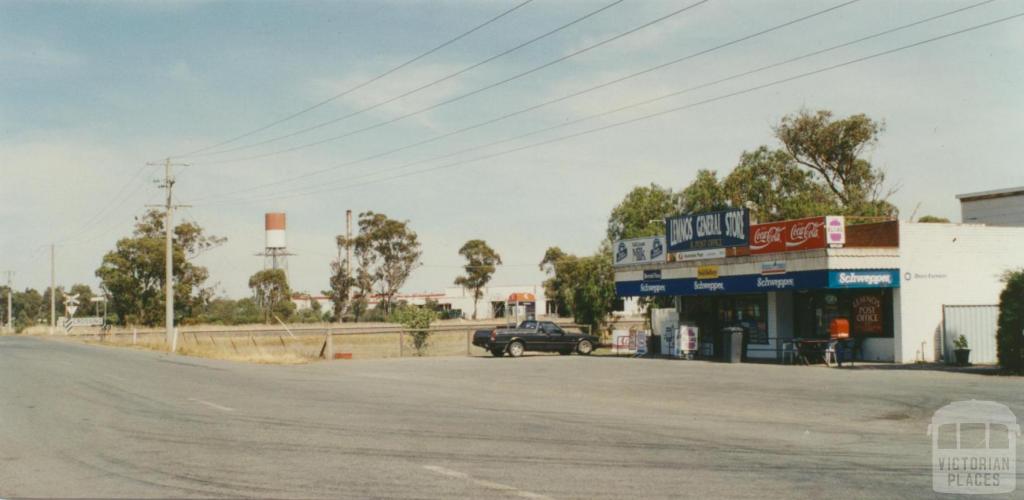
(423, 465), (553, 499)
(187, 398), (234, 412)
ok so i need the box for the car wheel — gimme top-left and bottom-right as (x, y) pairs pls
(507, 341), (525, 358)
(576, 339), (594, 355)
(490, 348), (504, 357)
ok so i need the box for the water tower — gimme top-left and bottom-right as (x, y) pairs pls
(258, 212), (294, 271)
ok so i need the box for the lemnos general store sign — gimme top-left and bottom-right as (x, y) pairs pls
(666, 209), (749, 252)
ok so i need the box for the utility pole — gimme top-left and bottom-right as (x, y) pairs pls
(146, 158), (190, 351)
(345, 209), (352, 277)
(50, 244), (55, 335)
(4, 271), (12, 333)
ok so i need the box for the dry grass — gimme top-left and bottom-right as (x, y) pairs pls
(62, 328), (486, 363)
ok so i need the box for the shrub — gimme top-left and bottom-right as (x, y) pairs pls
(953, 335), (968, 350)
(390, 305), (437, 356)
(997, 270), (1024, 372)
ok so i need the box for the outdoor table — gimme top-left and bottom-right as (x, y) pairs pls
(793, 339), (832, 365)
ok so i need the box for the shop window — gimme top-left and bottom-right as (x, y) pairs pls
(718, 295), (769, 345)
(794, 289), (893, 339)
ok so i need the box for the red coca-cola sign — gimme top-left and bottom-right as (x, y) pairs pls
(786, 219), (825, 249)
(749, 223), (786, 254)
(750, 217), (830, 254)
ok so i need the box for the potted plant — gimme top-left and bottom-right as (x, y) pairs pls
(953, 335), (971, 366)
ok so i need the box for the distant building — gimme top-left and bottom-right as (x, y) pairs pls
(957, 186), (1024, 226)
(291, 285), (643, 320)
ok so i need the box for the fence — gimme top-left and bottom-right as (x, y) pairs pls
(942, 305), (1000, 364)
(51, 320), (592, 360)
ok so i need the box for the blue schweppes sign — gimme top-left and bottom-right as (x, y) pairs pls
(666, 208), (749, 252)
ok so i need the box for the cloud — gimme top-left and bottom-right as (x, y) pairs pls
(0, 36), (86, 70)
(307, 62), (482, 131)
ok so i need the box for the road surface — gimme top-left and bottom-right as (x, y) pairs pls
(1, 336), (1020, 498)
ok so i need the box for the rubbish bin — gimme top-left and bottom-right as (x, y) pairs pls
(722, 327), (744, 363)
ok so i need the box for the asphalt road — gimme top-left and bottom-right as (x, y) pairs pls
(1, 336), (1021, 499)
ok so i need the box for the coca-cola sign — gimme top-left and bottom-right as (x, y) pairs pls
(786, 219), (825, 249)
(749, 216), (845, 255)
(750, 224), (786, 254)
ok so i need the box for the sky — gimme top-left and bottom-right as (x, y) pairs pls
(2, 0), (1023, 299)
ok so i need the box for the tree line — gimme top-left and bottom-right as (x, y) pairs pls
(16, 108), (912, 336)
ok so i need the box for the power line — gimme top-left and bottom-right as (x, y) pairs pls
(187, 0), (625, 160)
(171, 0), (536, 159)
(193, 0), (711, 166)
(56, 164), (158, 245)
(202, 12), (1024, 207)
(189, 0), (864, 203)
(200, 0), (986, 206)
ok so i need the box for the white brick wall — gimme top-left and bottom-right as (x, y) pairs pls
(896, 223), (1024, 363)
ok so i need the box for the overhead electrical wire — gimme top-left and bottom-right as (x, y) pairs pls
(53, 163), (158, 245)
(196, 0), (977, 205)
(196, 11), (1024, 207)
(171, 0), (536, 159)
(192, 0), (711, 166)
(186, 0), (627, 160)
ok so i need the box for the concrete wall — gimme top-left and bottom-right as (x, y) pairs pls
(895, 223), (1024, 363)
(960, 193), (1024, 226)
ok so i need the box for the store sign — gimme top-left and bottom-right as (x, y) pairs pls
(852, 295), (883, 334)
(697, 265), (719, 280)
(760, 261), (786, 275)
(829, 270), (900, 288)
(826, 216), (846, 246)
(666, 209), (749, 252)
(615, 268), (899, 297)
(613, 236), (666, 267)
(673, 248), (726, 261)
(756, 276), (796, 290)
(643, 269), (662, 281)
(749, 216), (846, 254)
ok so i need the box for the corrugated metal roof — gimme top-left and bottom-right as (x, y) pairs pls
(955, 186), (1024, 201)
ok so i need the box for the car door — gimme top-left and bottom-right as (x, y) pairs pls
(540, 322), (568, 351)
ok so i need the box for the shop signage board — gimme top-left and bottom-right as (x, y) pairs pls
(666, 209), (749, 252)
(635, 330), (648, 356)
(643, 269), (662, 281)
(760, 261), (786, 275)
(611, 330), (636, 355)
(749, 216), (846, 255)
(829, 270), (900, 288)
(697, 265), (719, 280)
(613, 236), (666, 267)
(852, 294), (883, 334)
(673, 248), (726, 261)
(680, 324), (699, 359)
(615, 269), (899, 297)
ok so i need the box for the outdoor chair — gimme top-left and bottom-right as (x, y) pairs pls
(780, 340), (798, 365)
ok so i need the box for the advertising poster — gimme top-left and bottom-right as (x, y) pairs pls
(613, 236), (667, 267)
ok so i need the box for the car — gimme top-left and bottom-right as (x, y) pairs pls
(472, 320), (598, 357)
